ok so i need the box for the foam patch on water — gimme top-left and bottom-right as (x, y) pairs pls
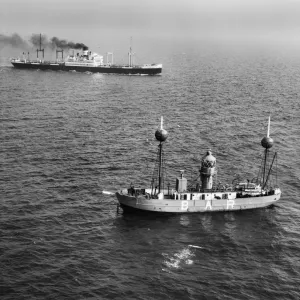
(162, 247), (196, 270)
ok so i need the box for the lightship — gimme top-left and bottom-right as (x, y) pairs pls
(114, 117), (281, 213)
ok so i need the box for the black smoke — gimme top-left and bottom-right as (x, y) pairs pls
(0, 33), (29, 48)
(29, 33), (48, 48)
(30, 34), (88, 49)
(50, 37), (87, 49)
(0, 33), (88, 50)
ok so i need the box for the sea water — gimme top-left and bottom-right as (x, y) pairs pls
(1, 45), (300, 299)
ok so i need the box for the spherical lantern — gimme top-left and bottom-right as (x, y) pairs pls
(155, 128), (168, 142)
(261, 136), (274, 149)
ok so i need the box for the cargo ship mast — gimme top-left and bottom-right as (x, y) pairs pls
(128, 37), (134, 67)
(56, 49), (64, 60)
(36, 33), (44, 59)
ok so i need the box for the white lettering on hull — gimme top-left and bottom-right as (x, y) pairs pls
(227, 199), (235, 210)
(181, 201), (189, 211)
(205, 200), (212, 211)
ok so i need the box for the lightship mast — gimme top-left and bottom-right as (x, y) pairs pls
(260, 116), (275, 189)
(152, 116), (168, 195)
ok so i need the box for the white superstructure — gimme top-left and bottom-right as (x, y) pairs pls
(65, 49), (104, 67)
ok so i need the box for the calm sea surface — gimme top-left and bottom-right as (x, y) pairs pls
(1, 46), (300, 299)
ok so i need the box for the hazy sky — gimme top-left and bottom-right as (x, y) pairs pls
(1, 0), (300, 56)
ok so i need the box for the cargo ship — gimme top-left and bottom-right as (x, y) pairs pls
(11, 39), (162, 75)
(108, 116), (281, 213)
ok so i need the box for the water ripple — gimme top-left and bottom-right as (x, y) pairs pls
(1, 49), (300, 299)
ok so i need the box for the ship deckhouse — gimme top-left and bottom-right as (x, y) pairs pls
(65, 47), (104, 67)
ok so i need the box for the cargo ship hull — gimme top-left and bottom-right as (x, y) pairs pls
(11, 61), (162, 75)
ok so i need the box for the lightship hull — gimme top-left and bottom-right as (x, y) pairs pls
(116, 190), (281, 213)
(11, 61), (162, 75)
